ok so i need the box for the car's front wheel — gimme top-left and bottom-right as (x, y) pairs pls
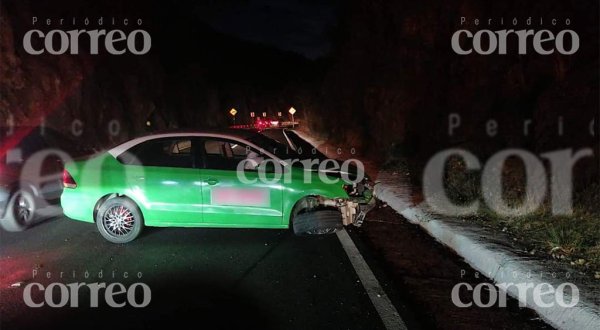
(2, 189), (37, 232)
(292, 210), (343, 235)
(96, 197), (143, 243)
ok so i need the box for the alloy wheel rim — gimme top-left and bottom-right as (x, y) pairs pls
(14, 193), (33, 224)
(103, 205), (135, 236)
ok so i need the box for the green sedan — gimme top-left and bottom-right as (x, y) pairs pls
(61, 130), (374, 243)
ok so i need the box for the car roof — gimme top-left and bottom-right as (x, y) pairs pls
(151, 128), (259, 139)
(107, 129), (264, 158)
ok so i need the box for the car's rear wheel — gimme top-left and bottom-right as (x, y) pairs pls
(96, 197), (143, 243)
(2, 189), (37, 232)
(292, 210), (343, 236)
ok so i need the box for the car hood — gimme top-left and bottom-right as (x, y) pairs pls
(295, 160), (364, 182)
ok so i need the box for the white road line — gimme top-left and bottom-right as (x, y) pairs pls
(336, 229), (408, 330)
(292, 130), (408, 329)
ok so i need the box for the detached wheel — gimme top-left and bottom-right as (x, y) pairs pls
(2, 189), (37, 232)
(292, 210), (343, 236)
(96, 197), (143, 243)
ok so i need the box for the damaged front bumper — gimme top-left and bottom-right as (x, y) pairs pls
(339, 197), (376, 227)
(317, 179), (376, 227)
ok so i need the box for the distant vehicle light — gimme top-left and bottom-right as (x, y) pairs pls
(255, 118), (269, 129)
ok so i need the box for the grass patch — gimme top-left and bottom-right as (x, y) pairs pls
(441, 157), (600, 275)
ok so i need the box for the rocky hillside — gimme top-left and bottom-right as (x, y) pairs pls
(307, 0), (598, 183)
(0, 0), (317, 146)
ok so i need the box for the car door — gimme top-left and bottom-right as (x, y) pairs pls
(119, 137), (203, 225)
(198, 137), (283, 227)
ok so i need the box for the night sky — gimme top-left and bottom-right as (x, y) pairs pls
(193, 0), (340, 59)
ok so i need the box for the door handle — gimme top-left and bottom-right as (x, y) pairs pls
(205, 178), (219, 185)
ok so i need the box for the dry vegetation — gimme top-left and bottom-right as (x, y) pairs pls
(443, 156), (600, 277)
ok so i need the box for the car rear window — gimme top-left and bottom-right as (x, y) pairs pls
(117, 138), (195, 169)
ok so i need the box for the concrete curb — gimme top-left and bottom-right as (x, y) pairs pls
(374, 173), (600, 330)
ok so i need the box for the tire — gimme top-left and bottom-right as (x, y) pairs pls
(2, 189), (37, 232)
(96, 197), (143, 243)
(292, 210), (343, 236)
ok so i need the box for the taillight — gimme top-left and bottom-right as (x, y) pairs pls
(62, 170), (77, 189)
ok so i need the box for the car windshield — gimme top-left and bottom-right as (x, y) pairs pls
(246, 133), (296, 160)
(246, 132), (341, 172)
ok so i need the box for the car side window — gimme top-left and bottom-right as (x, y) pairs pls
(118, 138), (195, 169)
(202, 139), (261, 171)
(230, 142), (248, 157)
(171, 140), (192, 154)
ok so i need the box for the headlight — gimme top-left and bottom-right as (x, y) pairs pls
(343, 183), (356, 196)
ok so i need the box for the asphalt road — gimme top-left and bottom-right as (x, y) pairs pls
(0, 208), (549, 330)
(0, 215), (394, 329)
